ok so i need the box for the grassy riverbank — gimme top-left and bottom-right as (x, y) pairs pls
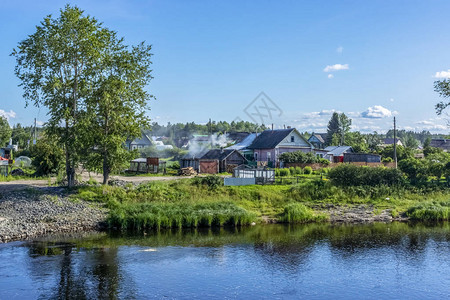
(72, 176), (450, 230)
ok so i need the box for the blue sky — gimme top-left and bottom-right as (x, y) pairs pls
(1, 0), (450, 133)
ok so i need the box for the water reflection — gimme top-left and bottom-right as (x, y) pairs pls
(1, 222), (448, 299)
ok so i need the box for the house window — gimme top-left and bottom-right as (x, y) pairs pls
(291, 136), (295, 142)
(267, 152), (271, 161)
(254, 152), (258, 161)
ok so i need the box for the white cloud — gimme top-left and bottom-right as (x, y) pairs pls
(36, 120), (44, 126)
(390, 98), (394, 102)
(361, 106), (396, 119)
(327, 74), (334, 79)
(323, 64), (349, 72)
(0, 109), (16, 121)
(336, 46), (343, 54)
(433, 70), (450, 79)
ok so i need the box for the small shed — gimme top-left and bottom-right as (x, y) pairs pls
(199, 149), (246, 174)
(128, 157), (166, 174)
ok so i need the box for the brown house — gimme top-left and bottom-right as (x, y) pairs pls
(199, 149), (246, 174)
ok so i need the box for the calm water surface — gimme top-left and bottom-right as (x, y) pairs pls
(0, 223), (449, 299)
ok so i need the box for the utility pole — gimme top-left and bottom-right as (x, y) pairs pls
(393, 117), (397, 169)
(34, 118), (37, 145)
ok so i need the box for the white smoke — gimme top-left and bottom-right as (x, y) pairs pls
(187, 133), (231, 158)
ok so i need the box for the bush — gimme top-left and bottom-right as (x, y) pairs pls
(303, 166), (313, 175)
(279, 151), (319, 163)
(406, 201), (449, 221)
(295, 166), (303, 175)
(30, 137), (64, 176)
(192, 175), (223, 189)
(328, 164), (405, 186)
(278, 168), (290, 177)
(170, 161), (180, 170)
(278, 203), (328, 223)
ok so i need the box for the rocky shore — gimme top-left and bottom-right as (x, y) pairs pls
(0, 187), (107, 243)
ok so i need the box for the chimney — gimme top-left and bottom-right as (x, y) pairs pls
(287, 126), (291, 129)
(220, 147), (224, 153)
(283, 125), (286, 129)
(271, 123), (274, 131)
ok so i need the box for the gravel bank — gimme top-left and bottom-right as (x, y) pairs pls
(0, 187), (107, 243)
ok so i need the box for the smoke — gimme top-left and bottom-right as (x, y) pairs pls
(187, 133), (231, 158)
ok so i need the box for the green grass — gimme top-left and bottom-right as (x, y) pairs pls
(406, 201), (449, 221)
(73, 177), (450, 227)
(278, 203), (328, 223)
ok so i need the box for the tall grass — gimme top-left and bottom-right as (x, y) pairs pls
(108, 202), (256, 230)
(406, 201), (449, 221)
(278, 203), (328, 223)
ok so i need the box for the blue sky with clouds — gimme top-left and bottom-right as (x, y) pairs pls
(1, 0), (450, 133)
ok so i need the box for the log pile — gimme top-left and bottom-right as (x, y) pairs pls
(179, 167), (197, 176)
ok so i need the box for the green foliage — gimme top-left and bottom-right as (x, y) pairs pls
(406, 201), (449, 221)
(170, 161), (181, 170)
(278, 203), (328, 223)
(0, 117), (12, 148)
(345, 131), (368, 153)
(303, 166), (313, 175)
(108, 201), (256, 230)
(30, 136), (64, 176)
(279, 151), (320, 163)
(379, 145), (413, 161)
(278, 168), (290, 177)
(434, 79), (450, 115)
(328, 164), (405, 186)
(192, 175), (223, 189)
(327, 112), (351, 145)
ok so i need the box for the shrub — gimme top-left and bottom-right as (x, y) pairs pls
(328, 164), (405, 186)
(406, 201), (449, 221)
(30, 137), (64, 176)
(170, 161), (180, 170)
(279, 168), (290, 177)
(295, 166), (303, 175)
(192, 175), (223, 189)
(303, 166), (313, 175)
(279, 151), (319, 163)
(278, 203), (328, 223)
(289, 167), (296, 175)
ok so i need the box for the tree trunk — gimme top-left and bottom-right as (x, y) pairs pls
(65, 152), (75, 187)
(102, 155), (110, 185)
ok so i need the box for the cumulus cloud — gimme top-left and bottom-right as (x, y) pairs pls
(301, 109), (337, 119)
(336, 46), (343, 53)
(433, 70), (450, 79)
(36, 120), (45, 126)
(0, 109), (16, 121)
(361, 106), (396, 119)
(327, 74), (334, 79)
(323, 64), (349, 72)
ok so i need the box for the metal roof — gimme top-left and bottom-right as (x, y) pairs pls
(324, 146), (353, 156)
(226, 133), (257, 150)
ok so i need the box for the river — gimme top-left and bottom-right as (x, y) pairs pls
(0, 223), (449, 299)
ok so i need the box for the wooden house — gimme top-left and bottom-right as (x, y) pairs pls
(429, 139), (450, 152)
(247, 128), (314, 168)
(308, 133), (327, 149)
(198, 149), (246, 174)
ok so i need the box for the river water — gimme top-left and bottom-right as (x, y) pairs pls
(0, 223), (449, 299)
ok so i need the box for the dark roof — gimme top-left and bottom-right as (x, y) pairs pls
(130, 133), (152, 146)
(383, 138), (401, 145)
(248, 129), (296, 149)
(226, 132), (251, 144)
(429, 139), (450, 150)
(200, 149), (238, 160)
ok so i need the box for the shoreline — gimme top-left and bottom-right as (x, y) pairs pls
(0, 187), (414, 244)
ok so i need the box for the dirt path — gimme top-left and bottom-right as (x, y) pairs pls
(0, 173), (193, 192)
